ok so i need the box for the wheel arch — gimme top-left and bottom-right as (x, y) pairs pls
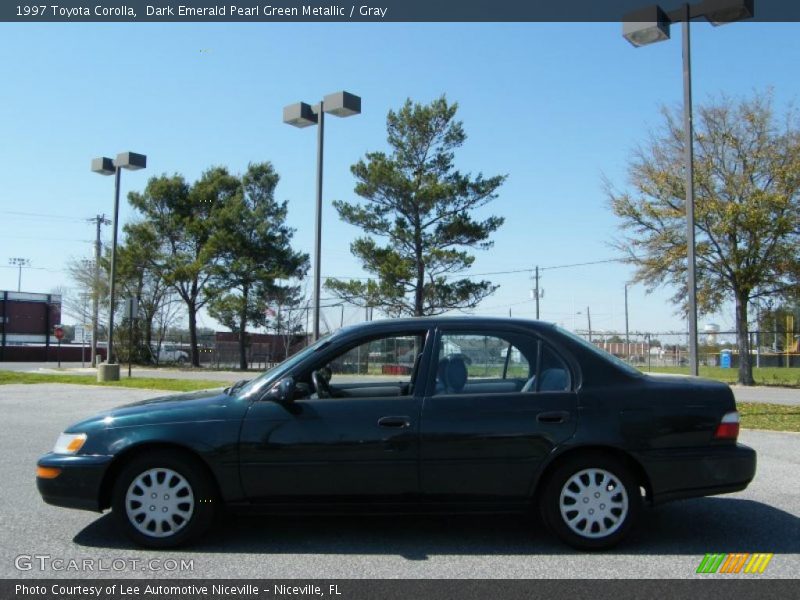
(98, 442), (222, 511)
(533, 445), (653, 505)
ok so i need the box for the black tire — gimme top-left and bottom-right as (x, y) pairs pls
(539, 453), (641, 550)
(112, 451), (217, 548)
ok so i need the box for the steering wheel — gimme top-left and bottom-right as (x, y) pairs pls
(312, 369), (332, 399)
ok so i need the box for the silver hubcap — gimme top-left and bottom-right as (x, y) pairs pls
(125, 468), (194, 538)
(559, 468), (628, 539)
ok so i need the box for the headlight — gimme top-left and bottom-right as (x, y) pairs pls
(52, 433), (87, 455)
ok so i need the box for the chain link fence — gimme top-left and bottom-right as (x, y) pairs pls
(140, 326), (800, 372)
(573, 330), (800, 370)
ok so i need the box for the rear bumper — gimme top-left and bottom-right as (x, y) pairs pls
(635, 443), (756, 505)
(36, 453), (113, 512)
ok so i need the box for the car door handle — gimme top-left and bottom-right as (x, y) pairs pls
(537, 411), (570, 424)
(378, 416), (411, 428)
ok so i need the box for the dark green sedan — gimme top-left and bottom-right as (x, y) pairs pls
(36, 317), (756, 550)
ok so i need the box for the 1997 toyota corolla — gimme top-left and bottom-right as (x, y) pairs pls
(36, 317), (756, 549)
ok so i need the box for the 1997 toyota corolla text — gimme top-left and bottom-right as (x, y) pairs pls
(36, 317), (756, 550)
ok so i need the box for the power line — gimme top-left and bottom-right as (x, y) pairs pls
(541, 258), (627, 271)
(0, 265), (62, 273)
(321, 257), (629, 283)
(0, 210), (87, 222)
(2, 234), (94, 243)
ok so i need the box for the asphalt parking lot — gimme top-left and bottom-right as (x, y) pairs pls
(0, 384), (798, 579)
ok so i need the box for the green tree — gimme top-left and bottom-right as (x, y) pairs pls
(609, 91), (800, 385)
(264, 283), (309, 360)
(207, 163), (309, 370)
(116, 221), (176, 363)
(128, 169), (238, 366)
(325, 96), (507, 317)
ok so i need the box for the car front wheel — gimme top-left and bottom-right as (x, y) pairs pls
(112, 452), (216, 548)
(540, 454), (641, 550)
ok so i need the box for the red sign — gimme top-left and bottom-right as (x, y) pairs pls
(54, 326), (64, 341)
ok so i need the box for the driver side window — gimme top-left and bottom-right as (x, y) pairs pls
(304, 332), (427, 399)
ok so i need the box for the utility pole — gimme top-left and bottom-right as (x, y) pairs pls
(534, 266), (540, 320)
(88, 214), (110, 366)
(624, 284), (630, 360)
(8, 258), (30, 292)
(587, 306), (592, 342)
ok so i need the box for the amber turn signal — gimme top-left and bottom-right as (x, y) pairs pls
(36, 466), (62, 479)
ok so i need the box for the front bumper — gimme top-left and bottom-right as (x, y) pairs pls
(36, 453), (113, 512)
(635, 443), (757, 505)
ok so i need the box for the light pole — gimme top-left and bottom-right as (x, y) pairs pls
(623, 0), (754, 376)
(8, 258), (30, 292)
(91, 152), (146, 378)
(283, 91), (361, 341)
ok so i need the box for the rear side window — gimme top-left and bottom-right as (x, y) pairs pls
(432, 331), (569, 395)
(536, 345), (570, 392)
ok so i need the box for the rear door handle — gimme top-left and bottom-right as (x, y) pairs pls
(537, 411), (570, 424)
(378, 416), (410, 428)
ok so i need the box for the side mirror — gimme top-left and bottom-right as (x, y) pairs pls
(267, 377), (296, 403)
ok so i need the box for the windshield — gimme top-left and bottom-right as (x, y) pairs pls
(554, 325), (643, 377)
(234, 334), (336, 398)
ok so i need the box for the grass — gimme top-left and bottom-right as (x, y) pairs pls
(642, 366), (800, 387)
(0, 371), (227, 392)
(737, 402), (800, 432)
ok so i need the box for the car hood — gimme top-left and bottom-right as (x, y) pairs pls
(65, 387), (246, 433)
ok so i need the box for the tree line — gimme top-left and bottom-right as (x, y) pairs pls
(68, 96), (508, 369)
(66, 90), (800, 386)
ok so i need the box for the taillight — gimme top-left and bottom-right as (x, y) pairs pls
(714, 411), (740, 440)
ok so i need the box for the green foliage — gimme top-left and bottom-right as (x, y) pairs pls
(206, 162), (309, 369)
(128, 170), (236, 365)
(326, 95), (507, 317)
(645, 365), (800, 387)
(0, 371), (226, 392)
(609, 91), (800, 385)
(127, 164), (307, 368)
(737, 402), (800, 432)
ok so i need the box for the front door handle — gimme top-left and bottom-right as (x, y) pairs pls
(378, 416), (410, 428)
(537, 411), (570, 424)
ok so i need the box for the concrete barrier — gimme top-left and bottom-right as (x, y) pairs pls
(97, 363), (120, 382)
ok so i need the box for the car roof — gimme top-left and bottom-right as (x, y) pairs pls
(337, 316), (556, 335)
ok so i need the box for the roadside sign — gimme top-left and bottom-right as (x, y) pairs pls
(54, 325), (65, 340)
(74, 326), (93, 344)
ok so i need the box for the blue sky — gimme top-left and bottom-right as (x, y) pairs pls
(1, 21), (798, 336)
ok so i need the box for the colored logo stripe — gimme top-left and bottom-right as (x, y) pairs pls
(697, 554), (726, 573)
(744, 553), (773, 573)
(697, 553), (773, 574)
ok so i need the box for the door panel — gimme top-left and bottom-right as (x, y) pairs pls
(239, 395), (420, 501)
(420, 391), (576, 498)
(420, 328), (578, 500)
(238, 329), (432, 503)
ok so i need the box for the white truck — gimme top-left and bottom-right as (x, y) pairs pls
(151, 343), (189, 364)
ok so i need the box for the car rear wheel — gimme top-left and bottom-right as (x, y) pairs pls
(112, 452), (216, 548)
(540, 454), (641, 550)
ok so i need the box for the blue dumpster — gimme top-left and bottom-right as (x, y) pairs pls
(720, 349), (732, 369)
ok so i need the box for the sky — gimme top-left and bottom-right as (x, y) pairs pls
(1, 21), (798, 338)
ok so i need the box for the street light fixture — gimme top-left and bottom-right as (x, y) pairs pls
(91, 151), (146, 378)
(283, 91), (361, 341)
(622, 0), (754, 376)
(8, 257), (30, 292)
